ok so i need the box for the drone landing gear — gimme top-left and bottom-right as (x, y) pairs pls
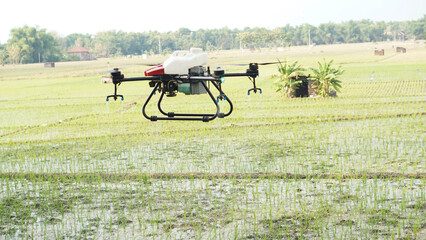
(247, 76), (262, 95)
(142, 81), (233, 122)
(248, 87), (262, 95)
(106, 83), (124, 101)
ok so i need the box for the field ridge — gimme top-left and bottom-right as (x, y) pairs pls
(2, 172), (425, 181)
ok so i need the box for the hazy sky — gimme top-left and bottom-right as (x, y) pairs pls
(0, 0), (424, 43)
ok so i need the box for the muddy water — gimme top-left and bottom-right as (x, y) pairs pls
(1, 178), (424, 239)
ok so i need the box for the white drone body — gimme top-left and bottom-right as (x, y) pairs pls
(145, 48), (208, 76)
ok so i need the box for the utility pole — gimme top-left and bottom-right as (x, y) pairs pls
(308, 28), (311, 47)
(158, 38), (162, 55)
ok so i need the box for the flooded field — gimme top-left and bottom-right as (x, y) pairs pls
(1, 42), (425, 238)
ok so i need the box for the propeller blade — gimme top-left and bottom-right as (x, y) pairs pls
(135, 63), (162, 66)
(257, 62), (281, 65)
(101, 70), (117, 73)
(222, 63), (248, 66)
(212, 66), (228, 71)
(221, 62), (281, 67)
(100, 67), (122, 74)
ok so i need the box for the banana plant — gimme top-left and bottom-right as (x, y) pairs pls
(274, 59), (306, 98)
(310, 58), (344, 97)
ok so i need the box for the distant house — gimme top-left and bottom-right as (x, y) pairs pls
(44, 62), (55, 68)
(396, 47), (406, 53)
(374, 49), (384, 56)
(67, 46), (92, 61)
(398, 31), (406, 41)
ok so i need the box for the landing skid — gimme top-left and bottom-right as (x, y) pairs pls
(142, 81), (233, 122)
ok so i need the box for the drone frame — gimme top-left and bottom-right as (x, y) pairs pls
(106, 63), (260, 122)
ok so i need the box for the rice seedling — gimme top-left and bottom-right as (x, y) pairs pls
(0, 41), (425, 238)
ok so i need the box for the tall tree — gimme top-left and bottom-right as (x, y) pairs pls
(0, 49), (7, 65)
(6, 44), (22, 64)
(238, 28), (287, 49)
(66, 33), (92, 49)
(92, 31), (122, 57)
(7, 26), (60, 63)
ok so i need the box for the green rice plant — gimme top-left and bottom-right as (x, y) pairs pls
(310, 58), (344, 97)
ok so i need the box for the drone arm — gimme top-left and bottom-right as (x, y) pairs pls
(119, 76), (161, 82)
(115, 72), (258, 84)
(107, 69), (162, 101)
(217, 63), (260, 94)
(221, 72), (261, 95)
(110, 68), (161, 84)
(223, 72), (257, 78)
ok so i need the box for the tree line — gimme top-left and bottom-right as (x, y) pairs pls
(0, 16), (424, 64)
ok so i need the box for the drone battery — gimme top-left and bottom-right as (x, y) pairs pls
(191, 81), (207, 94)
(178, 82), (207, 95)
(178, 83), (191, 94)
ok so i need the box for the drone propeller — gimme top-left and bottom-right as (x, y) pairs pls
(257, 61), (281, 65)
(221, 61), (281, 66)
(222, 63), (247, 66)
(134, 63), (162, 66)
(100, 67), (123, 74)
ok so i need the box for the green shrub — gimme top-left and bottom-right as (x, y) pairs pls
(310, 58), (344, 97)
(274, 59), (306, 98)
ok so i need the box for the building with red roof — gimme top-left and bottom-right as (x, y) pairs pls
(67, 46), (92, 61)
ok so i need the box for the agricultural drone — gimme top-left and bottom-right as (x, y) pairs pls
(105, 48), (275, 122)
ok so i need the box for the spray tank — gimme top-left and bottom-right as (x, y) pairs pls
(145, 48), (208, 76)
